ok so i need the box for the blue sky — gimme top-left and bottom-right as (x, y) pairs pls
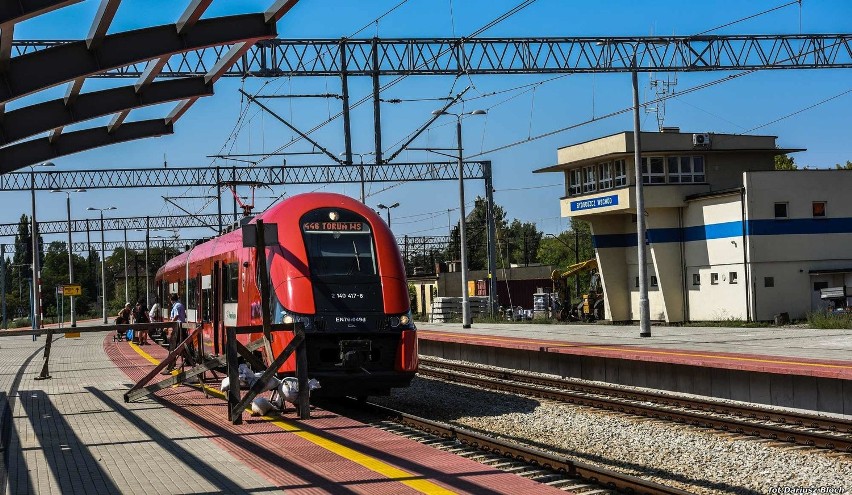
(2, 0), (851, 250)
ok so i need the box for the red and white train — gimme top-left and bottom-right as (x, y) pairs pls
(154, 192), (418, 397)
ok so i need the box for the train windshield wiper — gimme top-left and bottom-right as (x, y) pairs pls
(352, 240), (361, 273)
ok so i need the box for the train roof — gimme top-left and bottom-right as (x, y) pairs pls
(156, 192), (382, 277)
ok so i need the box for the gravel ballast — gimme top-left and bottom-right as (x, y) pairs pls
(372, 366), (852, 495)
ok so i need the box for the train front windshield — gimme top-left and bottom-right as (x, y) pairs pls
(304, 230), (376, 277)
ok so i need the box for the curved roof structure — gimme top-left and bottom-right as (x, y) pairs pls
(0, 0), (300, 174)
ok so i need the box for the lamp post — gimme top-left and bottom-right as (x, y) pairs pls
(376, 202), (399, 227)
(87, 206), (116, 323)
(29, 162), (54, 337)
(51, 189), (86, 327)
(431, 108), (486, 328)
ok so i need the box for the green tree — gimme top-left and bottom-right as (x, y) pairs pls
(834, 160), (852, 170)
(774, 154), (798, 170)
(6, 215), (43, 320)
(537, 219), (595, 297)
(504, 219), (543, 267)
(447, 197), (508, 270)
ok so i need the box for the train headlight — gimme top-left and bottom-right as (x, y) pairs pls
(328, 211), (340, 221)
(387, 311), (415, 330)
(279, 310), (313, 330)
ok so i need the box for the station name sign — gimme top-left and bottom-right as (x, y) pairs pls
(570, 194), (619, 212)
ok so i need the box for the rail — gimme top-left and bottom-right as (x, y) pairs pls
(419, 358), (852, 452)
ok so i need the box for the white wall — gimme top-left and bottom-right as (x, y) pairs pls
(745, 171), (852, 320)
(682, 194), (749, 321)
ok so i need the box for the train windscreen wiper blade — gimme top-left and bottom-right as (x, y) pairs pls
(352, 240), (361, 272)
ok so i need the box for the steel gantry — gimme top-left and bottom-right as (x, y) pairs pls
(10, 35), (851, 78)
(0, 160), (490, 236)
(0, 161), (488, 190)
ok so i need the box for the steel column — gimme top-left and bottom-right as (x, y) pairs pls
(340, 40), (353, 169)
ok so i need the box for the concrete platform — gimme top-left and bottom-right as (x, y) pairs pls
(0, 326), (566, 494)
(417, 322), (852, 416)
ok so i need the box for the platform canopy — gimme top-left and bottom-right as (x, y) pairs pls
(0, 0), (300, 174)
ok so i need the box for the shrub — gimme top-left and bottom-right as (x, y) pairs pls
(806, 311), (852, 329)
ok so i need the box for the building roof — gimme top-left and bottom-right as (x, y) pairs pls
(535, 131), (805, 173)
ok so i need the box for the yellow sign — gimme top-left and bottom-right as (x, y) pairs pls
(62, 285), (82, 296)
(64, 332), (80, 339)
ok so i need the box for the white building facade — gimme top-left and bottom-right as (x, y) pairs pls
(537, 131), (852, 322)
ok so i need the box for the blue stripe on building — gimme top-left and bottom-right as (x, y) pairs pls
(592, 233), (637, 249)
(592, 218), (852, 248)
(747, 218), (852, 236)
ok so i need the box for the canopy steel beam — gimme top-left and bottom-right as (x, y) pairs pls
(112, 0), (214, 131)
(10, 35), (851, 77)
(51, 0), (122, 141)
(0, 161), (487, 189)
(0, 13), (277, 104)
(0, 119), (173, 174)
(0, 0), (81, 25)
(0, 77), (211, 145)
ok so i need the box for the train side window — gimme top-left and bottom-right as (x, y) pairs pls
(175, 280), (184, 301)
(226, 263), (239, 302)
(187, 277), (198, 309)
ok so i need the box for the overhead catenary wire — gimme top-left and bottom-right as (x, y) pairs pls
(212, 0), (812, 225)
(252, 0), (544, 165)
(693, 0), (801, 36)
(467, 71), (757, 158)
(738, 87), (852, 135)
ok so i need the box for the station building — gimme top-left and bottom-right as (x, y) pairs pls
(536, 130), (852, 322)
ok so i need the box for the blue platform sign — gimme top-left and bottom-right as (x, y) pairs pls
(570, 194), (619, 212)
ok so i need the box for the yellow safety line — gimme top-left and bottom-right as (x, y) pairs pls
(422, 331), (852, 370)
(126, 342), (457, 495)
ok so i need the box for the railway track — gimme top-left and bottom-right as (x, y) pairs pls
(322, 397), (692, 495)
(418, 357), (852, 453)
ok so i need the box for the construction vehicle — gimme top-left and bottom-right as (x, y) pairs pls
(551, 259), (605, 322)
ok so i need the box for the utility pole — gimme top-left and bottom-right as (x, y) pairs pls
(145, 217), (150, 307)
(30, 168), (42, 336)
(483, 162), (498, 317)
(123, 227), (128, 304)
(574, 228), (580, 298)
(1, 244), (5, 329)
(632, 69), (651, 338)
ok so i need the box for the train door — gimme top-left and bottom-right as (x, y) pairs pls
(212, 262), (221, 355)
(156, 280), (164, 307)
